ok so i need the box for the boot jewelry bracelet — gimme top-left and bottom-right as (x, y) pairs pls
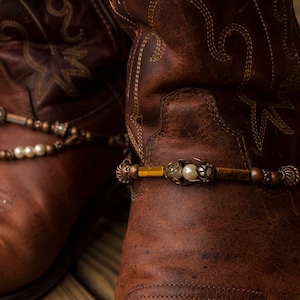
(0, 106), (127, 160)
(116, 158), (300, 188)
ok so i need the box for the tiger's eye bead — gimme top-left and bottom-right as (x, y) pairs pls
(250, 167), (264, 183)
(269, 170), (280, 186)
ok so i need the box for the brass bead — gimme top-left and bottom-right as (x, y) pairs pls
(34, 120), (42, 130)
(85, 131), (93, 141)
(26, 118), (34, 128)
(41, 121), (51, 132)
(45, 145), (55, 155)
(0, 150), (7, 160)
(129, 164), (139, 179)
(121, 166), (128, 179)
(269, 170), (280, 186)
(250, 167), (264, 183)
(70, 127), (79, 136)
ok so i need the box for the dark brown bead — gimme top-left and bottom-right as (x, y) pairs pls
(250, 167), (264, 183)
(269, 170), (280, 186)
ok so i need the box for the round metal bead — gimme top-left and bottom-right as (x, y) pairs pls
(165, 161), (183, 181)
(250, 167), (264, 183)
(85, 131), (93, 141)
(34, 120), (42, 130)
(41, 121), (51, 132)
(34, 144), (46, 156)
(46, 145), (55, 155)
(129, 164), (139, 180)
(14, 147), (25, 159)
(24, 146), (35, 158)
(182, 164), (198, 181)
(70, 127), (79, 136)
(0, 150), (7, 160)
(269, 170), (280, 186)
(26, 118), (34, 129)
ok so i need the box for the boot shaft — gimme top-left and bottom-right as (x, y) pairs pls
(111, 0), (300, 168)
(0, 0), (129, 126)
(112, 1), (300, 299)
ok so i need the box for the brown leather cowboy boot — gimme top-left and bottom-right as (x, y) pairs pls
(112, 0), (300, 298)
(0, 0), (129, 298)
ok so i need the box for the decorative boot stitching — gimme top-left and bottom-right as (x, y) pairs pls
(187, 0), (297, 152)
(109, 0), (137, 35)
(90, 0), (118, 56)
(148, 0), (166, 62)
(0, 0), (93, 103)
(273, 0), (298, 60)
(127, 30), (148, 162)
(126, 283), (264, 300)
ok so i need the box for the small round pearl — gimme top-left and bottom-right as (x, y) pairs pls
(14, 147), (25, 159)
(34, 144), (46, 156)
(24, 146), (35, 158)
(182, 164), (198, 181)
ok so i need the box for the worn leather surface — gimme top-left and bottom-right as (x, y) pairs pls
(0, 0), (128, 297)
(111, 0), (300, 299)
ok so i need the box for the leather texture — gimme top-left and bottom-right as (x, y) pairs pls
(111, 0), (300, 299)
(0, 0), (128, 297)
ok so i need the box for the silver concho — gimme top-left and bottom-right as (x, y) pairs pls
(278, 165), (300, 187)
(116, 158), (132, 184)
(194, 158), (216, 183)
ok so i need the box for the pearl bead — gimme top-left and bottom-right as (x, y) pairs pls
(34, 144), (46, 156)
(182, 164), (198, 181)
(14, 147), (25, 159)
(24, 146), (35, 158)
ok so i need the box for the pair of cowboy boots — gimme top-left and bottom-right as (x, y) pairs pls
(0, 0), (129, 298)
(112, 0), (300, 299)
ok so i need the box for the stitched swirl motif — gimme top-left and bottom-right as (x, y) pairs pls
(0, 0), (92, 104)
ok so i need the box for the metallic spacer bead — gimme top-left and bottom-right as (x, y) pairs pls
(278, 165), (300, 187)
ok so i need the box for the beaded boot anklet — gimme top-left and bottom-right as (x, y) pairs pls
(0, 106), (126, 161)
(116, 158), (300, 188)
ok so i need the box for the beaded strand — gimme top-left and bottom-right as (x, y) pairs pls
(116, 158), (300, 188)
(0, 106), (99, 161)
